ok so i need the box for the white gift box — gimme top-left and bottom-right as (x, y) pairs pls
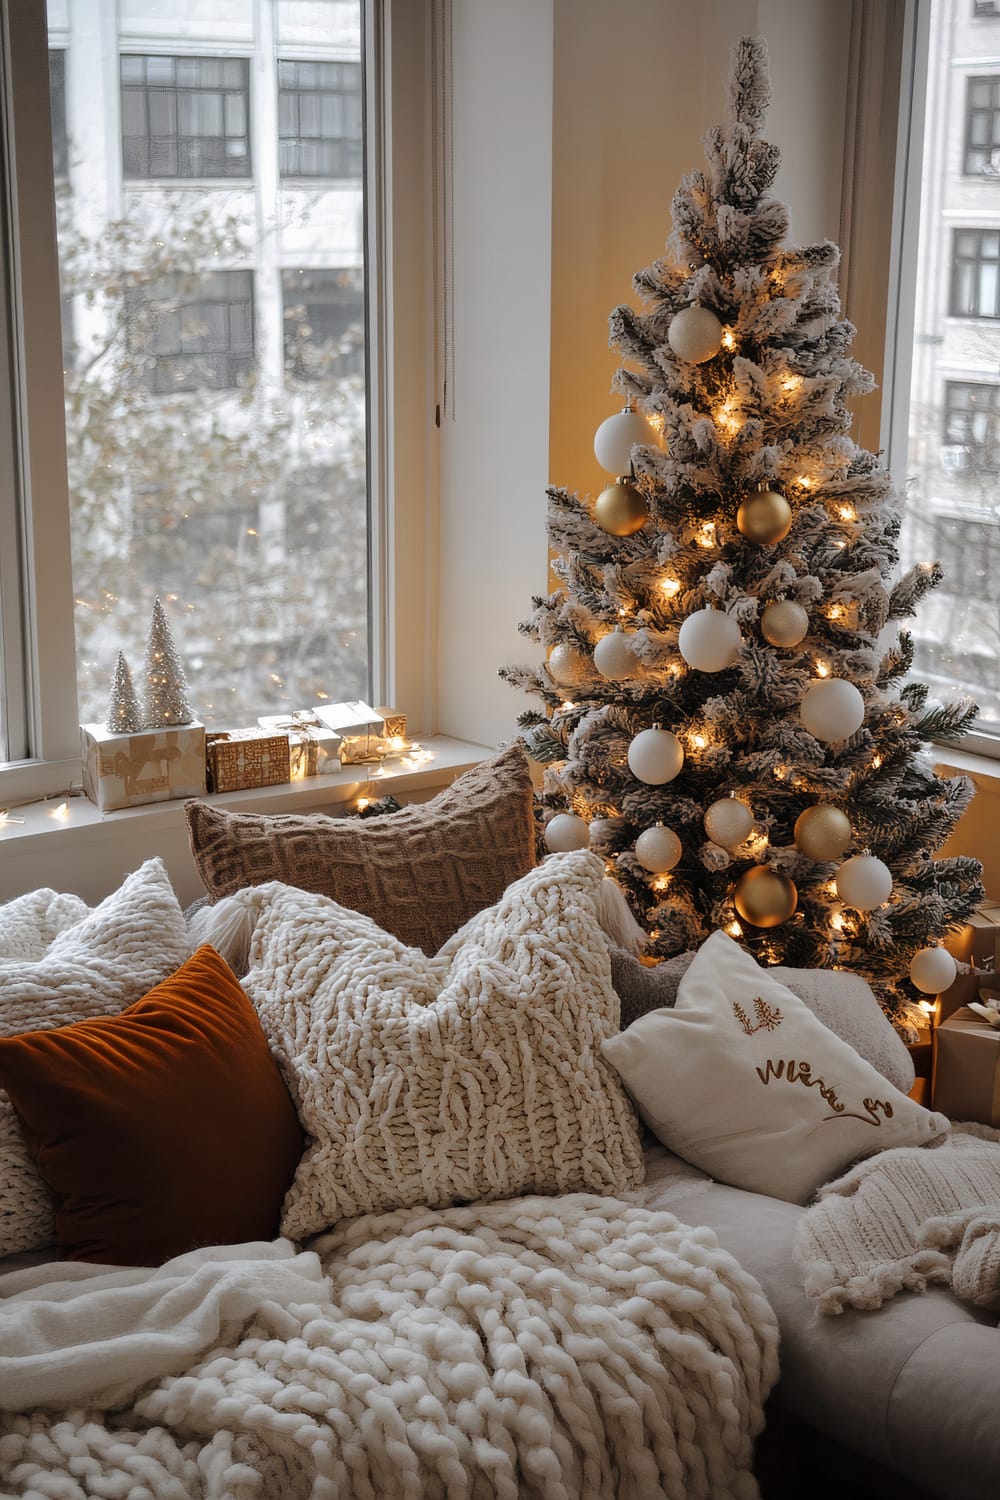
(81, 721), (206, 811)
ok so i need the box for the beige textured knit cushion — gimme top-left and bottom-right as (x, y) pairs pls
(0, 859), (192, 1258)
(185, 745), (536, 955)
(240, 849), (644, 1240)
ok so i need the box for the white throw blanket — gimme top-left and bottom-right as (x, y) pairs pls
(795, 1123), (1000, 1315)
(0, 1194), (778, 1500)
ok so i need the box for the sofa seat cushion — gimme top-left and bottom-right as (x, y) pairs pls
(642, 1144), (999, 1500)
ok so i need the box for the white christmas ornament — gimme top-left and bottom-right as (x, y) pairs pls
(704, 795), (754, 850)
(627, 726), (684, 785)
(835, 853), (892, 911)
(544, 813), (591, 853)
(799, 678), (865, 742)
(678, 607), (741, 673)
(909, 946), (958, 995)
(593, 629), (637, 680)
(635, 824), (682, 873)
(594, 407), (653, 474)
(668, 303), (724, 364)
(546, 642), (589, 688)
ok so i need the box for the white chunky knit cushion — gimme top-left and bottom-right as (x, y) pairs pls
(603, 929), (949, 1205)
(240, 849), (644, 1240)
(0, 859), (192, 1258)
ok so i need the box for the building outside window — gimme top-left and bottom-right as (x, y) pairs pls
(282, 267), (364, 381)
(126, 271), (255, 394)
(949, 227), (1000, 317)
(899, 0), (1000, 741)
(121, 54), (251, 180)
(278, 60), (362, 177)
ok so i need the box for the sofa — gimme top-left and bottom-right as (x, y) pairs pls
(0, 747), (996, 1499)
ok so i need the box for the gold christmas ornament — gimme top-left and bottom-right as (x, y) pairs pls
(546, 642), (590, 688)
(594, 477), (648, 536)
(760, 598), (809, 648)
(704, 795), (754, 850)
(793, 804), (852, 862)
(667, 303), (724, 364)
(733, 867), (798, 929)
(736, 486), (792, 546)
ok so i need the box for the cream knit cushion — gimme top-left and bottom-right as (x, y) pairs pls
(240, 850), (644, 1240)
(602, 929), (949, 1205)
(0, 859), (192, 1258)
(0, 889), (89, 964)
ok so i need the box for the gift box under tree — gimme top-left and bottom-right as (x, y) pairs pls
(933, 1004), (1000, 1125)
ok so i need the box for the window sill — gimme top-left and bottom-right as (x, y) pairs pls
(0, 736), (495, 907)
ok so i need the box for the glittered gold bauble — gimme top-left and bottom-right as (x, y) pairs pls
(667, 303), (724, 364)
(733, 867), (798, 929)
(704, 795), (754, 850)
(594, 477), (648, 536)
(635, 823), (682, 873)
(736, 487), (792, 546)
(794, 804), (852, 862)
(761, 598), (809, 648)
(546, 642), (589, 688)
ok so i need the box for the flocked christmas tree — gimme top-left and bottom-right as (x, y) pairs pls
(104, 650), (143, 734)
(143, 597), (194, 728)
(502, 37), (984, 1020)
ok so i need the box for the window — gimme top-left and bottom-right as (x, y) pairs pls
(121, 54), (251, 179)
(126, 271), (255, 394)
(974, 1), (1000, 16)
(943, 380), (1000, 467)
(949, 227), (1000, 318)
(49, 50), (67, 177)
(283, 268), (365, 381)
(965, 76), (1000, 174)
(278, 60), (362, 177)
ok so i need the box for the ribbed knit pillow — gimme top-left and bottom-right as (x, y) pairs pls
(0, 859), (192, 1258)
(610, 947), (914, 1092)
(240, 850), (644, 1239)
(185, 745), (536, 955)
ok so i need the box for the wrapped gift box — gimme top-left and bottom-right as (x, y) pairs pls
(206, 729), (290, 794)
(312, 700), (389, 766)
(932, 1005), (1000, 1125)
(936, 965), (1000, 1024)
(374, 706), (407, 740)
(257, 713), (340, 777)
(942, 902), (1000, 968)
(81, 721), (206, 811)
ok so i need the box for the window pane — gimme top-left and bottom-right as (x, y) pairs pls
(52, 1), (369, 727)
(900, 1), (1000, 736)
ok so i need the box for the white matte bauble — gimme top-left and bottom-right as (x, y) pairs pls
(593, 629), (637, 680)
(627, 726), (684, 785)
(678, 607), (741, 673)
(544, 813), (591, 853)
(594, 407), (653, 474)
(704, 795), (754, 850)
(909, 946), (958, 995)
(799, 678), (865, 742)
(667, 303), (724, 364)
(835, 853), (892, 911)
(546, 642), (590, 688)
(761, 598), (809, 648)
(635, 824), (682, 873)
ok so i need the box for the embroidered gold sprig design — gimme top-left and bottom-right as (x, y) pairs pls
(732, 996), (784, 1035)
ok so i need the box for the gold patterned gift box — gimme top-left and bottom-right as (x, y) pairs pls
(256, 713), (341, 778)
(81, 721), (207, 811)
(205, 729), (291, 794)
(312, 700), (392, 766)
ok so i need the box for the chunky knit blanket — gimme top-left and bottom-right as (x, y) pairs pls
(0, 1194), (778, 1500)
(795, 1123), (1000, 1315)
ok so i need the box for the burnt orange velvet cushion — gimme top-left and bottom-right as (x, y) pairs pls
(0, 945), (303, 1266)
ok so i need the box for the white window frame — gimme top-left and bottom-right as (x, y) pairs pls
(0, 0), (438, 809)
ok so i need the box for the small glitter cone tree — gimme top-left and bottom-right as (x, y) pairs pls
(143, 597), (194, 727)
(502, 37), (984, 1019)
(104, 650), (143, 734)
